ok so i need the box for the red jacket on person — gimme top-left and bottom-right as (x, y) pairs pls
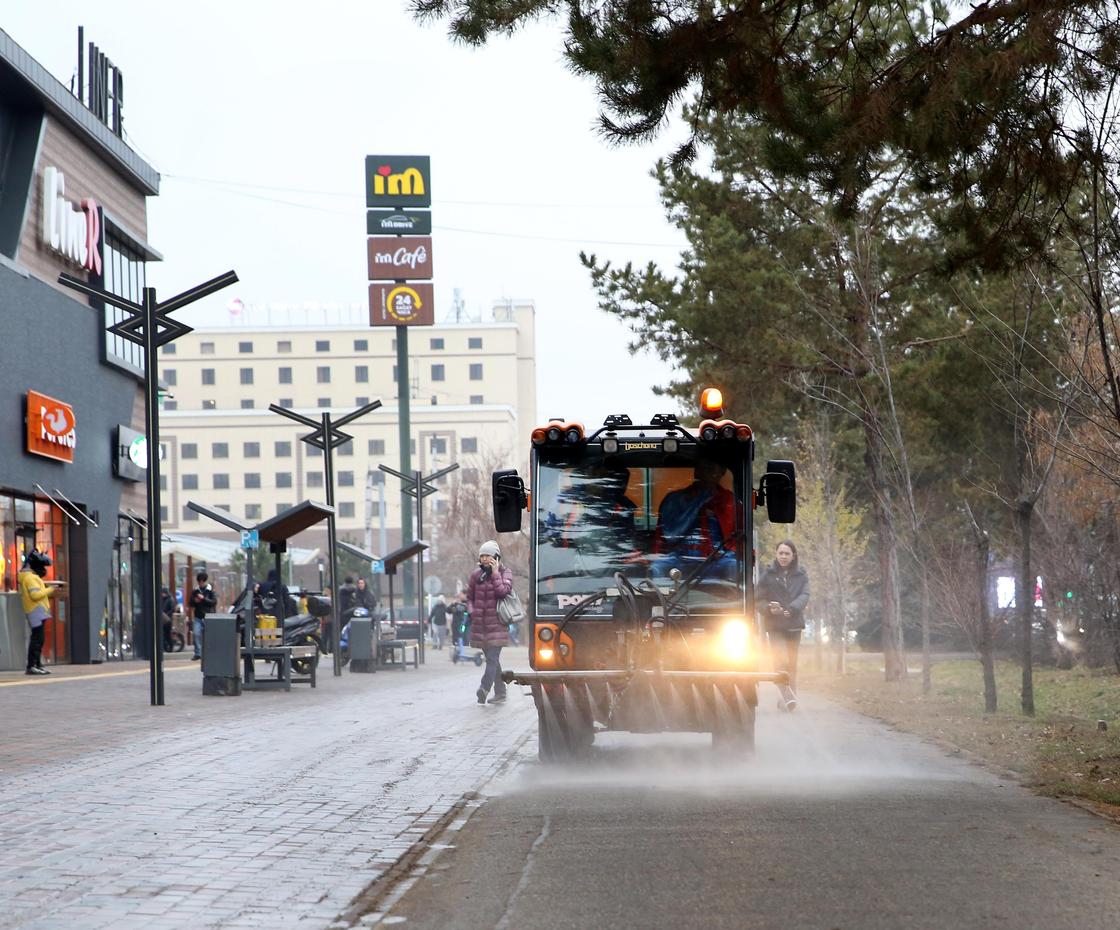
(467, 564), (513, 648)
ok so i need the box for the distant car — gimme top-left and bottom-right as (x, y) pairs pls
(385, 605), (424, 640)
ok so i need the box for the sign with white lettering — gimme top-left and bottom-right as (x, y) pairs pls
(369, 283), (435, 327)
(40, 167), (102, 274)
(241, 530), (260, 550)
(27, 390), (77, 464)
(367, 236), (433, 281)
(366, 210), (432, 236)
(365, 155), (431, 208)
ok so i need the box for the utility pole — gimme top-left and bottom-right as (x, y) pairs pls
(58, 269), (238, 706)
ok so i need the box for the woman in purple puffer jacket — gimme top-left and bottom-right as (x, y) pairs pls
(468, 539), (514, 704)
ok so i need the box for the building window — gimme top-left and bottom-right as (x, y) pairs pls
(163, 400), (178, 411)
(182, 474), (198, 490)
(461, 437), (478, 453)
(430, 437), (447, 455)
(469, 337), (483, 349)
(278, 340), (292, 353)
(318, 398), (330, 408)
(369, 471), (385, 486)
(462, 467), (480, 484)
(339, 502), (355, 518)
(213, 442), (229, 458)
(308, 445), (322, 458)
(240, 368), (254, 385)
(164, 369), (177, 386)
(183, 506), (198, 521)
(354, 339), (368, 351)
(275, 441), (291, 457)
(430, 337), (444, 350)
(276, 473), (292, 488)
(245, 504), (261, 521)
(435, 500), (448, 515)
(238, 341), (253, 353)
(100, 228), (150, 375)
(368, 439), (385, 455)
(470, 395), (483, 405)
(245, 473), (261, 489)
(213, 474), (230, 490)
(162, 343), (177, 355)
(203, 399), (217, 410)
(356, 396), (370, 406)
(410, 439), (416, 454)
(276, 502), (292, 515)
(315, 340), (330, 352)
(279, 367), (292, 384)
(182, 443), (197, 459)
(339, 440), (354, 457)
(240, 400), (255, 409)
(307, 472), (324, 488)
(369, 501), (381, 516)
(355, 365), (369, 383)
(469, 363), (483, 380)
(431, 364), (445, 381)
(338, 471), (354, 487)
(202, 369), (215, 385)
(279, 398), (293, 409)
(317, 366), (331, 383)
(160, 505), (169, 523)
(200, 341), (215, 354)
(392, 365), (397, 380)
(244, 442), (260, 458)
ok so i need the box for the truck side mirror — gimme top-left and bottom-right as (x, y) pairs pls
(762, 460), (796, 524)
(492, 469), (527, 533)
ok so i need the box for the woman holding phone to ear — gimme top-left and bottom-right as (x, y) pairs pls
(757, 540), (810, 712)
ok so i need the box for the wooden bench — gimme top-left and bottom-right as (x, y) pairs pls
(240, 644), (318, 690)
(378, 639), (419, 670)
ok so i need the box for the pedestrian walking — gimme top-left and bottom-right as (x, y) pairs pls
(18, 549), (55, 675)
(160, 586), (177, 652)
(189, 571), (217, 662)
(757, 540), (810, 711)
(449, 591), (470, 661)
(467, 540), (513, 704)
(429, 595), (448, 650)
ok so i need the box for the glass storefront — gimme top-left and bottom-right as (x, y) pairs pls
(101, 514), (144, 661)
(0, 492), (70, 664)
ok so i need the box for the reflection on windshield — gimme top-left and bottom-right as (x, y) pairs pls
(535, 461), (744, 616)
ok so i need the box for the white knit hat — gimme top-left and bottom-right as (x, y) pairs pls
(478, 539), (501, 558)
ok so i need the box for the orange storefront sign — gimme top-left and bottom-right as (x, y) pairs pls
(26, 390), (76, 463)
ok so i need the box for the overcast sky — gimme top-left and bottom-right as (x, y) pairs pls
(7, 2), (694, 425)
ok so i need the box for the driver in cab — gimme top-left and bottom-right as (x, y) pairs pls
(654, 460), (737, 578)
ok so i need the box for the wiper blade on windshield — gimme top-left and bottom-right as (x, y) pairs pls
(666, 531), (742, 612)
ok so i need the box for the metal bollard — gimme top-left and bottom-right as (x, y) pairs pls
(349, 617), (377, 673)
(202, 613), (242, 696)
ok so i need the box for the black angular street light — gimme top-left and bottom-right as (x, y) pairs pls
(379, 462), (459, 665)
(58, 269), (238, 706)
(270, 399), (383, 676)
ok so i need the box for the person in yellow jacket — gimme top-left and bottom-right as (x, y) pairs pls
(18, 549), (55, 675)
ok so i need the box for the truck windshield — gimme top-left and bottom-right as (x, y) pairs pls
(534, 459), (746, 617)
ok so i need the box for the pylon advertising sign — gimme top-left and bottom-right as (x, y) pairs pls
(369, 283), (435, 326)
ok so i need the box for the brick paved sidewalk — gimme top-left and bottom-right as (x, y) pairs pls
(0, 647), (537, 929)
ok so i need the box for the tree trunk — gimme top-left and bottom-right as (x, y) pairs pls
(1018, 502), (1036, 716)
(920, 564), (932, 694)
(975, 528), (997, 713)
(863, 409), (906, 680)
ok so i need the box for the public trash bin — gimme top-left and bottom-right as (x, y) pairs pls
(202, 613), (241, 696)
(349, 617), (377, 673)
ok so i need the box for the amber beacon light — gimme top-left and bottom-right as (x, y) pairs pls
(700, 387), (724, 417)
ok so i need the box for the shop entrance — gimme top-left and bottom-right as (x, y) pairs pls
(103, 515), (144, 661)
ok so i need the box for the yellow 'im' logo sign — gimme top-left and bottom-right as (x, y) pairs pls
(366, 155), (432, 208)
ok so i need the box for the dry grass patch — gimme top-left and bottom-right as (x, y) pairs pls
(802, 657), (1120, 811)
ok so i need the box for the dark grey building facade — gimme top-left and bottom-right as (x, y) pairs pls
(0, 28), (161, 669)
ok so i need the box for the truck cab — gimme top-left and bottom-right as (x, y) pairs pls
(493, 390), (797, 761)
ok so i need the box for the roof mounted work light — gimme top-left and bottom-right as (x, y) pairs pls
(700, 387), (724, 418)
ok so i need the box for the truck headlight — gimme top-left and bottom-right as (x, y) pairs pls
(719, 619), (750, 663)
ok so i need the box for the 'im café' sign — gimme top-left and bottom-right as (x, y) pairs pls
(366, 155), (434, 327)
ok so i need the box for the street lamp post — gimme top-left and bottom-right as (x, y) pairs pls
(58, 270), (238, 706)
(270, 400), (383, 676)
(379, 462), (459, 665)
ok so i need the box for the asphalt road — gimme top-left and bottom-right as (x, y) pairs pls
(374, 688), (1120, 930)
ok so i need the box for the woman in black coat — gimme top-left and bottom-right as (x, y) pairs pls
(757, 539), (810, 711)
